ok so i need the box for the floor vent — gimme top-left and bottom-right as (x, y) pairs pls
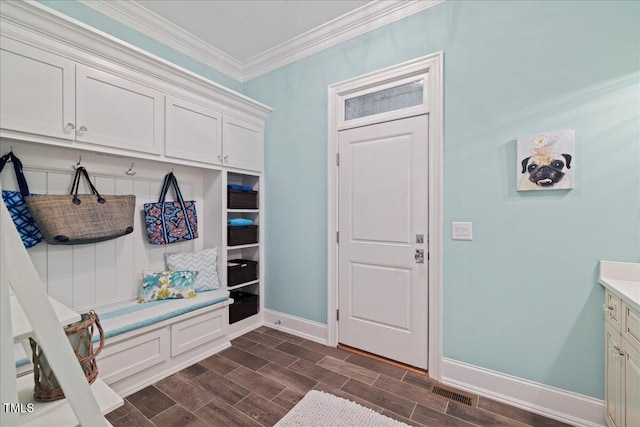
(430, 385), (476, 407)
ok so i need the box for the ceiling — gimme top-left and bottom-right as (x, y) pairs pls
(136, 0), (370, 63)
(80, 0), (442, 81)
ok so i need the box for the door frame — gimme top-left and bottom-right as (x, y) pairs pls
(327, 52), (443, 379)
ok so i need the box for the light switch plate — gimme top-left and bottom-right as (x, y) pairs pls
(452, 222), (472, 240)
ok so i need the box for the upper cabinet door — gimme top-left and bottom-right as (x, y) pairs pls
(76, 64), (164, 155)
(0, 38), (75, 140)
(222, 116), (263, 172)
(165, 96), (222, 165)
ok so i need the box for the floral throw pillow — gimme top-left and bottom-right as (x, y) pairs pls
(138, 270), (197, 303)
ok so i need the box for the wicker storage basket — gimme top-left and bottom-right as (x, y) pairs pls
(227, 259), (258, 286)
(229, 291), (259, 324)
(29, 310), (105, 402)
(227, 189), (258, 209)
(228, 225), (258, 246)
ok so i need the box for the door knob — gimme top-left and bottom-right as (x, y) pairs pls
(415, 249), (424, 264)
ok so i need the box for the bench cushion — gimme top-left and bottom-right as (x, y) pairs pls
(15, 342), (30, 368)
(93, 289), (229, 342)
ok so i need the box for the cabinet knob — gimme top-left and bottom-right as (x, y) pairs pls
(78, 125), (88, 133)
(65, 122), (75, 130)
(614, 345), (624, 356)
(223, 155), (229, 163)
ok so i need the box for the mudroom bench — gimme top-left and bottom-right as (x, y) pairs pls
(90, 289), (232, 396)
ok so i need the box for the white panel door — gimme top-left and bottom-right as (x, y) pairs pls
(338, 115), (428, 369)
(76, 64), (164, 154)
(0, 38), (75, 140)
(222, 116), (263, 172)
(165, 96), (222, 165)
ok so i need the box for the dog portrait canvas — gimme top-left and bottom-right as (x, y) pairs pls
(517, 130), (575, 191)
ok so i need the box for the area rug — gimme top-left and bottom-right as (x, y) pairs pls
(275, 390), (410, 426)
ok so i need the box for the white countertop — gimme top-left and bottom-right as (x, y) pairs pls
(599, 260), (640, 313)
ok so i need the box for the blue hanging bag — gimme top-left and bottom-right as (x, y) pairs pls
(0, 151), (43, 248)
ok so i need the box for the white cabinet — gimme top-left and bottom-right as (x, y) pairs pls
(0, 39), (164, 155)
(223, 116), (264, 172)
(621, 334), (640, 427)
(76, 65), (164, 154)
(0, 36), (267, 170)
(605, 290), (640, 427)
(0, 38), (75, 140)
(165, 96), (222, 164)
(165, 98), (265, 171)
(606, 319), (626, 427)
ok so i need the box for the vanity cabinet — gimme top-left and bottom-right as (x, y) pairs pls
(605, 290), (640, 427)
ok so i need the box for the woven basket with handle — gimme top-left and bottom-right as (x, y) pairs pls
(29, 310), (105, 402)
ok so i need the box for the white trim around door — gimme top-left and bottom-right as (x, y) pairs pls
(327, 52), (444, 380)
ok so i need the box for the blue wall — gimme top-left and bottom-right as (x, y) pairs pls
(35, 0), (639, 400)
(243, 0), (640, 399)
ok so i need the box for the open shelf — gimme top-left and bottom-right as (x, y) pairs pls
(227, 243), (259, 250)
(11, 295), (81, 343)
(228, 280), (259, 291)
(228, 209), (259, 213)
(17, 375), (122, 426)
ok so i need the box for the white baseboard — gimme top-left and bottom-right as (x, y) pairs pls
(228, 319), (263, 340)
(262, 309), (328, 344)
(441, 358), (605, 427)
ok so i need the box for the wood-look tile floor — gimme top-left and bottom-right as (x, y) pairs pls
(107, 327), (571, 427)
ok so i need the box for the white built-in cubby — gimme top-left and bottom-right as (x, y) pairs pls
(225, 172), (264, 336)
(0, 0), (270, 410)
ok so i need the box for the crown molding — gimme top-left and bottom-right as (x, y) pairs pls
(79, 0), (445, 82)
(78, 0), (244, 82)
(241, 0), (445, 80)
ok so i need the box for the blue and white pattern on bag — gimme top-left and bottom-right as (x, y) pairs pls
(0, 151), (43, 249)
(2, 190), (43, 248)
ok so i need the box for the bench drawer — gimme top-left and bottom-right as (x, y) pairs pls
(98, 327), (170, 385)
(623, 303), (640, 351)
(606, 290), (621, 330)
(170, 308), (226, 357)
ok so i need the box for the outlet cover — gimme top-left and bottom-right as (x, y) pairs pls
(452, 222), (472, 240)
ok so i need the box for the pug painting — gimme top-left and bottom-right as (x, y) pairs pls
(517, 130), (575, 191)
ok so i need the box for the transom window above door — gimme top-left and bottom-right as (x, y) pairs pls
(345, 79), (424, 121)
(336, 69), (429, 130)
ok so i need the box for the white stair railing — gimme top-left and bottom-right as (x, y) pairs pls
(0, 177), (107, 426)
(1, 179), (19, 427)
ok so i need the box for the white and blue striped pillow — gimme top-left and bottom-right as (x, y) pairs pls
(165, 248), (221, 292)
